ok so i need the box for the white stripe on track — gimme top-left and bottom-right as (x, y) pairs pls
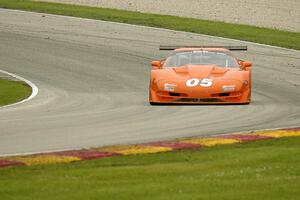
(0, 69), (39, 109)
(3, 9), (299, 54)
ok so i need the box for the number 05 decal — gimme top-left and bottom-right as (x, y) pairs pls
(186, 78), (213, 87)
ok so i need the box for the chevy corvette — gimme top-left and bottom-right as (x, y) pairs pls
(149, 46), (252, 104)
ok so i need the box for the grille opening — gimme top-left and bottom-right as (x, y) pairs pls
(176, 98), (222, 103)
(219, 93), (230, 97)
(169, 92), (181, 97)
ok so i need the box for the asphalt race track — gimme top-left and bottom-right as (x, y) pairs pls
(0, 9), (299, 156)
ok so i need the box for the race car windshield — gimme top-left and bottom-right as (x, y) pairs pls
(164, 51), (239, 68)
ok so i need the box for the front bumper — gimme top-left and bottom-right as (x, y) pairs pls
(149, 89), (251, 104)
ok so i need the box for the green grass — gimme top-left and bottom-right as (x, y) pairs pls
(0, 78), (31, 106)
(0, 0), (300, 50)
(0, 137), (299, 200)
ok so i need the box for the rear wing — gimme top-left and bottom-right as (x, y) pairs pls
(159, 45), (248, 51)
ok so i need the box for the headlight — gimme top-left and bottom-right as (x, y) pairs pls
(164, 83), (177, 92)
(222, 85), (235, 92)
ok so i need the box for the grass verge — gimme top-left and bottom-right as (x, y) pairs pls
(0, 0), (299, 50)
(0, 137), (299, 200)
(0, 78), (31, 106)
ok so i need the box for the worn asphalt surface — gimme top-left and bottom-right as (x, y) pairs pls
(0, 9), (299, 155)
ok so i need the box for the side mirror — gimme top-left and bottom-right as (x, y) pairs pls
(241, 61), (252, 70)
(151, 60), (162, 69)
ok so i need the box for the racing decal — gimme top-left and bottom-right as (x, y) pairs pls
(186, 78), (213, 87)
(185, 78), (200, 87)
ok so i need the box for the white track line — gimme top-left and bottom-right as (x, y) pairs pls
(100, 16), (300, 53)
(35, 10), (300, 53)
(0, 69), (39, 109)
(115, 21), (300, 53)
(3, 9), (299, 53)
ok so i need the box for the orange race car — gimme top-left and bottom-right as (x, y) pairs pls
(149, 46), (252, 104)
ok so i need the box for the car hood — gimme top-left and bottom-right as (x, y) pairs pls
(170, 65), (229, 78)
(152, 65), (247, 92)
